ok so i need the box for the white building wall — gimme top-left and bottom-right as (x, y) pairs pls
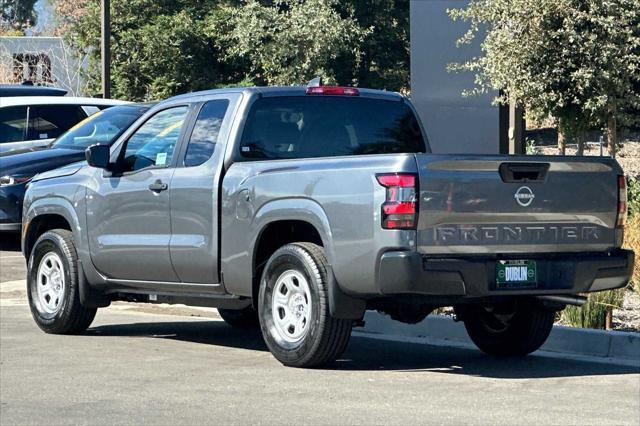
(410, 0), (500, 154)
(0, 36), (87, 96)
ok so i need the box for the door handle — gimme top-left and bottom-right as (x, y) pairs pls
(148, 180), (168, 192)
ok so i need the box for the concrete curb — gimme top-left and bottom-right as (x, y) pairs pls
(356, 312), (640, 364)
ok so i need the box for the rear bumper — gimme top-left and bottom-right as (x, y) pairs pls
(376, 249), (634, 298)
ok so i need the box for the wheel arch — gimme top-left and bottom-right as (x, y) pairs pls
(23, 199), (80, 261)
(249, 199), (364, 320)
(250, 198), (336, 270)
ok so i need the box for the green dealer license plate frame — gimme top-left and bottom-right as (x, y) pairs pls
(496, 260), (538, 289)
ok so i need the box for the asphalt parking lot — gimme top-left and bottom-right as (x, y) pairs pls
(1, 234), (639, 425)
(0, 233), (25, 284)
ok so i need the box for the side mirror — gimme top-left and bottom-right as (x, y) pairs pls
(85, 144), (111, 170)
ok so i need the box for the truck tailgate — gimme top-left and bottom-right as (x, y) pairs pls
(415, 155), (623, 255)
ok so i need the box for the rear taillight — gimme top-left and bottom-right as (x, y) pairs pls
(376, 173), (417, 229)
(305, 86), (360, 96)
(617, 175), (627, 228)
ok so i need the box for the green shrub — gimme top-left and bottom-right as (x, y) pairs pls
(525, 139), (537, 155)
(563, 186), (639, 328)
(624, 214), (640, 293)
(562, 289), (625, 329)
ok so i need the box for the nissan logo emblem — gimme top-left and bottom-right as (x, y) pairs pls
(514, 186), (535, 207)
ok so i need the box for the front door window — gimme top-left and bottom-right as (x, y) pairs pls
(119, 106), (188, 172)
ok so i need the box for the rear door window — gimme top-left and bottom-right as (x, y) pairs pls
(184, 100), (230, 167)
(0, 106), (28, 143)
(239, 96), (426, 160)
(27, 105), (87, 140)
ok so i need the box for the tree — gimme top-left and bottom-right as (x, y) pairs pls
(449, 0), (640, 156)
(338, 0), (410, 92)
(68, 0), (245, 100)
(221, 0), (367, 86)
(51, 0), (89, 36)
(62, 0), (412, 99)
(1, 0), (38, 32)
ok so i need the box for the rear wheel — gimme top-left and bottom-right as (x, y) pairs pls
(458, 299), (555, 357)
(27, 229), (97, 334)
(217, 306), (259, 328)
(258, 243), (352, 368)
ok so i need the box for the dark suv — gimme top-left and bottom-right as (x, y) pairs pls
(0, 83), (67, 97)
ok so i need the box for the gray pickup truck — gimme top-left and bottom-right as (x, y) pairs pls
(22, 84), (634, 367)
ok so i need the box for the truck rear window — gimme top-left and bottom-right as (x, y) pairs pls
(240, 96), (426, 159)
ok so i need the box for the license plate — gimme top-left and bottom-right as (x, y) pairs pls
(496, 260), (537, 289)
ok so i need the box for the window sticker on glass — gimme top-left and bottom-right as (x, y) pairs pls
(39, 133), (48, 139)
(156, 152), (167, 166)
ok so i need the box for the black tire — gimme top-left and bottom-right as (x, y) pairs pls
(218, 306), (259, 328)
(460, 299), (555, 357)
(27, 229), (97, 334)
(258, 243), (352, 368)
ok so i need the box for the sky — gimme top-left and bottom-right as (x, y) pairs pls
(27, 0), (56, 35)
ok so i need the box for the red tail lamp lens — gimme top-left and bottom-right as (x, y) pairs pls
(305, 86), (360, 96)
(376, 174), (415, 188)
(382, 202), (416, 215)
(376, 173), (417, 229)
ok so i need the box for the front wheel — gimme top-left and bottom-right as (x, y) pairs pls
(27, 229), (97, 334)
(258, 243), (352, 368)
(458, 299), (555, 357)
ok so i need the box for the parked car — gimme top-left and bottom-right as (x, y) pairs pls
(22, 83), (634, 368)
(0, 104), (151, 232)
(0, 83), (67, 97)
(0, 96), (127, 155)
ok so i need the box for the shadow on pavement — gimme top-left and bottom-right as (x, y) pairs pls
(338, 335), (640, 378)
(88, 320), (268, 352)
(0, 232), (21, 251)
(87, 320), (640, 379)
